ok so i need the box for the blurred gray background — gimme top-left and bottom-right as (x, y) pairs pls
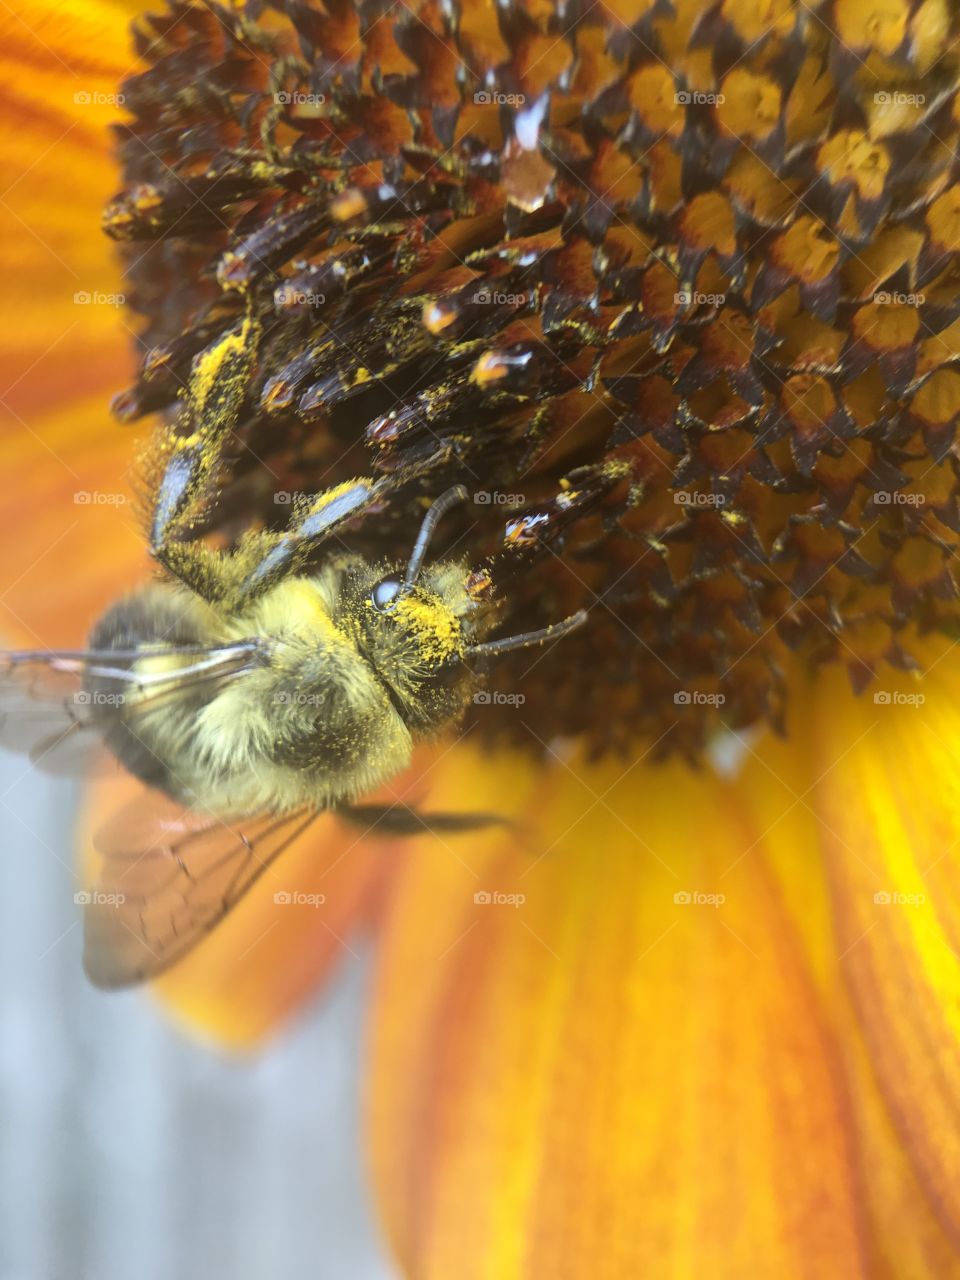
(0, 754), (396, 1280)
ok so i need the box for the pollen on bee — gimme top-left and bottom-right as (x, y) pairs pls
(394, 596), (462, 664)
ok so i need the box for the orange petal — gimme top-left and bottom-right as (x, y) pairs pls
(367, 745), (866, 1277)
(733, 709), (960, 1276)
(811, 644), (960, 1259)
(0, 0), (139, 368)
(0, 0), (146, 644)
(0, 380), (147, 646)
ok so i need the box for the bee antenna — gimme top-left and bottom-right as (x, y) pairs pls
(463, 609), (587, 658)
(403, 485), (469, 588)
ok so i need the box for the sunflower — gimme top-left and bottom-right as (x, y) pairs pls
(5, 0), (960, 1273)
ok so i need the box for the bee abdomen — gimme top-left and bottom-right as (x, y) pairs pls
(87, 588), (210, 799)
(88, 588), (206, 653)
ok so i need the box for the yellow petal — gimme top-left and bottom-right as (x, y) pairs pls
(0, 382), (146, 646)
(734, 707), (960, 1276)
(811, 643), (960, 1257)
(0, 0), (138, 361)
(0, 0), (145, 646)
(367, 745), (866, 1278)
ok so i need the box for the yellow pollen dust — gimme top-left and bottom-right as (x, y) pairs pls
(394, 595), (462, 663)
(190, 317), (254, 421)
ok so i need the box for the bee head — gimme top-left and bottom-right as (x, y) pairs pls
(363, 566), (470, 670)
(352, 559), (486, 732)
(347, 487), (584, 725)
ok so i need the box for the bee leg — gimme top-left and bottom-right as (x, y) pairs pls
(233, 479), (469, 605)
(233, 476), (386, 602)
(339, 803), (509, 836)
(148, 311), (260, 599)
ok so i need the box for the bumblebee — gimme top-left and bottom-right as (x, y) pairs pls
(0, 316), (584, 987)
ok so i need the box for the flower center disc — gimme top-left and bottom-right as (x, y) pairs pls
(105, 0), (960, 757)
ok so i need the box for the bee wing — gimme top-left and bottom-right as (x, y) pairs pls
(84, 791), (319, 988)
(0, 643), (262, 776)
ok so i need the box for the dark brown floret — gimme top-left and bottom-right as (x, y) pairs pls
(106, 0), (960, 758)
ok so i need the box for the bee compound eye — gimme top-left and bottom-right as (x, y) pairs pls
(371, 576), (403, 611)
